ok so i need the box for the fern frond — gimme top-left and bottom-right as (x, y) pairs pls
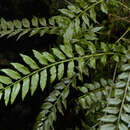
(0, 43), (115, 105)
(0, 0), (109, 43)
(33, 78), (71, 130)
(0, 16), (58, 40)
(77, 78), (110, 114)
(99, 55), (130, 130)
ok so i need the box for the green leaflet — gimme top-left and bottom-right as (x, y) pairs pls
(60, 45), (74, 58)
(31, 73), (39, 96)
(17, 29), (29, 40)
(50, 66), (56, 83)
(29, 29), (40, 37)
(13, 20), (22, 29)
(100, 115), (117, 122)
(0, 75), (12, 85)
(112, 53), (119, 62)
(0, 83), (3, 89)
(89, 57), (96, 69)
(101, 42), (109, 52)
(121, 114), (130, 124)
(90, 7), (96, 23)
(63, 22), (74, 44)
(100, 124), (116, 130)
(123, 104), (130, 113)
(75, 18), (80, 33)
(82, 13), (89, 27)
(39, 18), (47, 26)
(11, 83), (20, 104)
(58, 9), (75, 18)
(22, 77), (30, 100)
(0, 91), (2, 100)
(32, 16), (38, 27)
(1, 69), (21, 80)
(101, 1), (108, 14)
(107, 98), (121, 105)
(20, 54), (39, 69)
(42, 52), (55, 62)
(4, 87), (11, 106)
(52, 48), (66, 60)
(88, 42), (96, 54)
(57, 99), (64, 115)
(58, 63), (64, 80)
(119, 123), (128, 130)
(11, 63), (30, 75)
(103, 107), (119, 114)
(22, 18), (30, 28)
(40, 69), (47, 91)
(67, 60), (74, 78)
(33, 50), (48, 65)
(101, 55), (107, 66)
(78, 58), (85, 74)
(62, 86), (69, 100)
(75, 44), (85, 56)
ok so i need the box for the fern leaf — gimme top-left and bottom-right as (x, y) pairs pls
(0, 44), (115, 105)
(34, 78), (72, 130)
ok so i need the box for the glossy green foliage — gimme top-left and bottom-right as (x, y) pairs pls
(0, 16), (57, 40)
(0, 0), (129, 129)
(0, 43), (116, 106)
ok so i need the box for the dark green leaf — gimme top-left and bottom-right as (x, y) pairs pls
(60, 45), (74, 58)
(11, 63), (30, 75)
(62, 86), (69, 100)
(90, 7), (96, 23)
(57, 99), (64, 115)
(11, 83), (20, 104)
(90, 57), (96, 69)
(42, 52), (55, 62)
(33, 50), (48, 65)
(1, 69), (21, 80)
(75, 44), (85, 56)
(58, 63), (64, 80)
(22, 77), (30, 100)
(39, 18), (46, 26)
(82, 13), (89, 26)
(100, 124), (116, 130)
(67, 60), (74, 78)
(22, 18), (30, 28)
(20, 54), (39, 69)
(59, 9), (75, 18)
(52, 48), (66, 60)
(4, 87), (11, 106)
(40, 69), (47, 91)
(32, 16), (38, 27)
(63, 23), (74, 44)
(101, 1), (108, 14)
(50, 66), (56, 83)
(31, 73), (39, 96)
(0, 76), (12, 85)
(100, 115), (117, 122)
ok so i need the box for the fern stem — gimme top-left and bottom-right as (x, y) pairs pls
(116, 27), (130, 43)
(74, 0), (103, 22)
(108, 63), (118, 98)
(0, 52), (114, 92)
(78, 0), (103, 17)
(117, 72), (130, 128)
